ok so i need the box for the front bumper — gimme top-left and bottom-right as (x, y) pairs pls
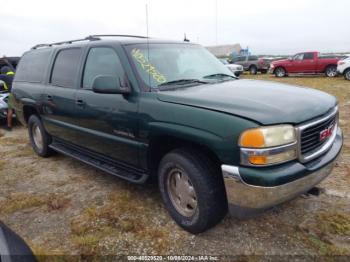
(222, 127), (342, 212)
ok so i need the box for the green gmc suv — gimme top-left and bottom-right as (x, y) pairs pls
(12, 35), (343, 233)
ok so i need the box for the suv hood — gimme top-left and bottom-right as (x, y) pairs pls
(157, 79), (337, 125)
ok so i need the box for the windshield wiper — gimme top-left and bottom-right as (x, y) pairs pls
(202, 73), (237, 79)
(158, 79), (208, 88)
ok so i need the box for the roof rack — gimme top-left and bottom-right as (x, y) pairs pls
(88, 34), (149, 39)
(31, 35), (100, 50)
(31, 35), (149, 50)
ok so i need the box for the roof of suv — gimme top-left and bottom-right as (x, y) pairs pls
(31, 35), (193, 50)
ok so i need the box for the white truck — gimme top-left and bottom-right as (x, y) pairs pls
(337, 56), (350, 80)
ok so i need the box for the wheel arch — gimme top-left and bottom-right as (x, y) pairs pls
(147, 134), (222, 178)
(324, 64), (337, 72)
(273, 65), (287, 74)
(23, 105), (40, 124)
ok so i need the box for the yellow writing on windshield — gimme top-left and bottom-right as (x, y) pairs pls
(131, 48), (167, 84)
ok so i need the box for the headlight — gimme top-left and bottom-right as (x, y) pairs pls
(239, 125), (297, 166)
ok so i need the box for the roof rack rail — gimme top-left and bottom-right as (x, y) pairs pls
(88, 34), (149, 39)
(31, 35), (149, 50)
(31, 35), (100, 50)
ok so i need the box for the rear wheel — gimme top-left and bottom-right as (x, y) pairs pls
(344, 69), (350, 80)
(275, 67), (286, 77)
(28, 115), (54, 157)
(158, 148), (227, 234)
(325, 65), (337, 77)
(249, 66), (258, 75)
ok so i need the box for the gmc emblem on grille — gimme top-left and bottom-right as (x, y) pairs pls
(320, 125), (334, 141)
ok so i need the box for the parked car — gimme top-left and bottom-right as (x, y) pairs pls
(219, 58), (243, 77)
(270, 52), (341, 77)
(337, 56), (350, 80)
(13, 35), (342, 234)
(230, 55), (270, 74)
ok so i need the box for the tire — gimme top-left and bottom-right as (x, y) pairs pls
(344, 69), (350, 81)
(275, 67), (286, 77)
(158, 148), (227, 234)
(28, 115), (54, 157)
(249, 66), (258, 75)
(325, 65), (337, 77)
(234, 72), (241, 77)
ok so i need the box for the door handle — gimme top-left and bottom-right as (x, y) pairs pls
(76, 99), (85, 106)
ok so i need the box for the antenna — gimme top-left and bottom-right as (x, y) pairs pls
(215, 0), (218, 45)
(146, 3), (151, 88)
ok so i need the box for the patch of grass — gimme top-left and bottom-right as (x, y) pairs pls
(0, 159), (6, 171)
(72, 234), (100, 255)
(306, 235), (348, 255)
(0, 193), (71, 215)
(70, 191), (176, 255)
(0, 193), (49, 214)
(15, 145), (34, 158)
(0, 136), (28, 146)
(46, 195), (71, 211)
(316, 213), (350, 236)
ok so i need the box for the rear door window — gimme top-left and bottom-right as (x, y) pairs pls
(248, 56), (258, 61)
(303, 53), (314, 60)
(51, 48), (82, 88)
(15, 49), (52, 83)
(82, 47), (125, 89)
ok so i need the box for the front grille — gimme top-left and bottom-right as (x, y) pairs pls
(300, 113), (337, 155)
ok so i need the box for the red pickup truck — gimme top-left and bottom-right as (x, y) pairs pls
(270, 52), (341, 77)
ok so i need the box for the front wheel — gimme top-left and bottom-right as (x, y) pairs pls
(249, 66), (258, 75)
(344, 69), (350, 81)
(28, 115), (54, 157)
(158, 148), (227, 234)
(275, 67), (286, 77)
(325, 65), (337, 77)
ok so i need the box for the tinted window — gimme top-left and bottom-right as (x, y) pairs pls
(82, 47), (125, 89)
(234, 57), (245, 62)
(51, 48), (82, 88)
(15, 49), (52, 83)
(248, 56), (258, 61)
(303, 53), (314, 60)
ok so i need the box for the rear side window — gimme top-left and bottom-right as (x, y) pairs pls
(248, 56), (258, 61)
(51, 48), (82, 88)
(15, 49), (51, 83)
(233, 57), (245, 62)
(303, 53), (314, 60)
(82, 47), (125, 89)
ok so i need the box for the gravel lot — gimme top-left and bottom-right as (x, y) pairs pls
(0, 74), (349, 259)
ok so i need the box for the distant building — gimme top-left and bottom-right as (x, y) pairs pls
(206, 44), (242, 57)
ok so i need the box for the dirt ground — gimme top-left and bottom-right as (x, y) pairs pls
(0, 74), (349, 260)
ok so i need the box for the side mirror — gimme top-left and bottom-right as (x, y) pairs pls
(92, 75), (131, 94)
(288, 57), (293, 61)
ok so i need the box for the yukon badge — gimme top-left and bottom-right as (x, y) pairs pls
(320, 124), (335, 142)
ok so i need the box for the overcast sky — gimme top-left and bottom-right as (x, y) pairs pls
(1, 0), (349, 56)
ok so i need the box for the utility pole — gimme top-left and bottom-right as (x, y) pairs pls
(215, 0), (218, 45)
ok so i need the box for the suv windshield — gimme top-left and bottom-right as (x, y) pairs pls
(126, 43), (235, 89)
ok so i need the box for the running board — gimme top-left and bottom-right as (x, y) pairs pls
(49, 141), (148, 184)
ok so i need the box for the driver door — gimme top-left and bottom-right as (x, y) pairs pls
(73, 46), (140, 167)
